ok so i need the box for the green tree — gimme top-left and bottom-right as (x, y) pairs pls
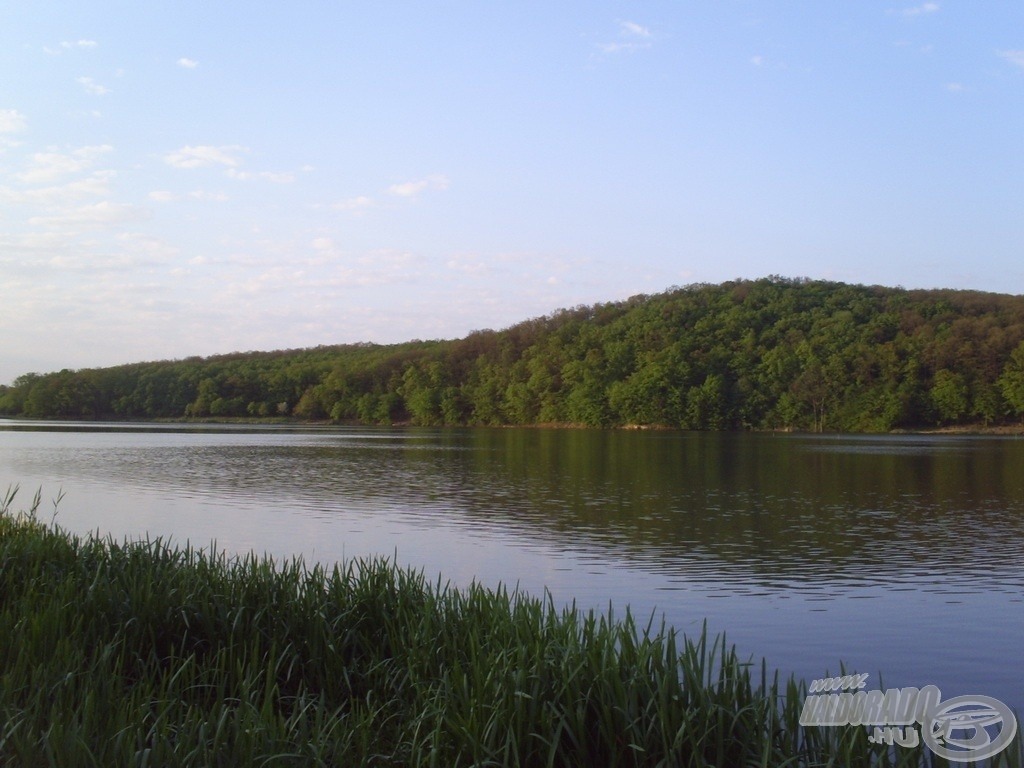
(998, 341), (1024, 421)
(929, 369), (968, 424)
(686, 374), (727, 430)
(185, 378), (219, 418)
(790, 361), (829, 432)
(608, 361), (680, 426)
(464, 360), (505, 425)
(971, 381), (1003, 426)
(293, 386), (328, 420)
(562, 358), (610, 427)
(399, 361), (448, 426)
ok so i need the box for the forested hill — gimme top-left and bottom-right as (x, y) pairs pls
(5, 277), (1024, 432)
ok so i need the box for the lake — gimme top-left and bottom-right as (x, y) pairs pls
(1, 420), (1021, 714)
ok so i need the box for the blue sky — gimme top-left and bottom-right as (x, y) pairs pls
(2, 2), (1023, 384)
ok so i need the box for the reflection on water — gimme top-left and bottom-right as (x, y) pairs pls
(1, 421), (1022, 713)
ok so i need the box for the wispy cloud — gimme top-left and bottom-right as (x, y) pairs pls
(114, 232), (179, 262)
(189, 190), (229, 202)
(164, 145), (291, 183)
(28, 201), (149, 230)
(999, 50), (1024, 70)
(619, 21), (651, 38)
(44, 40), (98, 55)
(598, 20), (653, 54)
(333, 195), (374, 212)
(389, 180), (427, 197)
(164, 145), (246, 169)
(226, 168), (295, 183)
(76, 77), (110, 96)
(388, 174), (449, 198)
(177, 58), (199, 69)
(445, 254), (491, 276)
(0, 109), (27, 133)
(0, 172), (114, 205)
(16, 145), (113, 184)
(892, 2), (939, 17)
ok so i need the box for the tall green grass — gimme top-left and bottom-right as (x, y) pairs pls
(0, 486), (1018, 766)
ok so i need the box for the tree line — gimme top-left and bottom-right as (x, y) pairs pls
(5, 277), (1024, 431)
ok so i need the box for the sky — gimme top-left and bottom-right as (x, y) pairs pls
(1, 2), (1023, 385)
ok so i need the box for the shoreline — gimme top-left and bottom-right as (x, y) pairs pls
(4, 413), (1024, 436)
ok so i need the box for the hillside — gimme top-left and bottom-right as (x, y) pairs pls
(4, 277), (1024, 432)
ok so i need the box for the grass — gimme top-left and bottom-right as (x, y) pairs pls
(0, 486), (1018, 767)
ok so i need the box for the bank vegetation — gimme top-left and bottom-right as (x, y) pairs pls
(5, 277), (1024, 432)
(4, 489), (1007, 766)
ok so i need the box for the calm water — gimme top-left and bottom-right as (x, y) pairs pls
(1, 421), (1022, 712)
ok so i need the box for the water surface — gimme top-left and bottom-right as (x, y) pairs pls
(1, 421), (1021, 712)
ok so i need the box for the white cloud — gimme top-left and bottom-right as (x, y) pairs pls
(77, 77), (110, 96)
(619, 21), (651, 38)
(164, 144), (246, 169)
(44, 40), (98, 55)
(388, 174), (449, 198)
(999, 50), (1024, 69)
(188, 190), (229, 201)
(0, 172), (114, 205)
(445, 254), (489, 276)
(0, 231), (69, 256)
(177, 58), (199, 69)
(333, 195), (374, 211)
(114, 232), (178, 262)
(598, 19), (653, 54)
(0, 109), (27, 133)
(945, 82), (965, 92)
(153, 189), (229, 204)
(226, 168), (295, 183)
(28, 201), (149, 229)
(389, 180), (425, 197)
(892, 2), (939, 16)
(16, 145), (114, 183)
(598, 41), (651, 55)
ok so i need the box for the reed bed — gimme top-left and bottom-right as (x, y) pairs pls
(0, 487), (1018, 766)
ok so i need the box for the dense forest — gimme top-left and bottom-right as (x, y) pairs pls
(5, 277), (1024, 432)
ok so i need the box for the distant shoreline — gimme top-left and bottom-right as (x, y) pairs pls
(4, 414), (1024, 436)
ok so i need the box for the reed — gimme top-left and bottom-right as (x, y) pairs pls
(0, 486), (1018, 766)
